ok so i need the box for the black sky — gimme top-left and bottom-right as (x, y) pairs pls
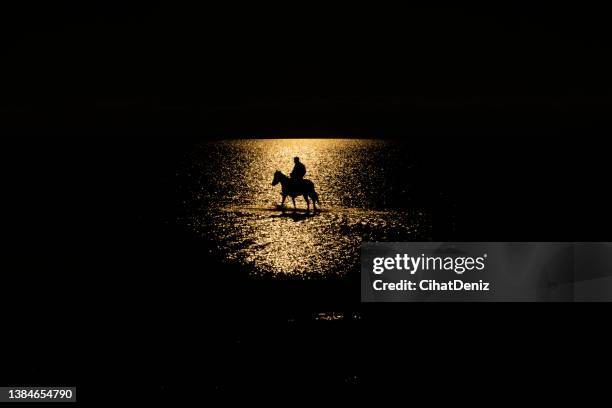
(2, 4), (610, 131)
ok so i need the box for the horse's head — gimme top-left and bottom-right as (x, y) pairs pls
(272, 170), (283, 186)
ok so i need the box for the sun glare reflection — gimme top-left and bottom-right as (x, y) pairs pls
(181, 139), (431, 278)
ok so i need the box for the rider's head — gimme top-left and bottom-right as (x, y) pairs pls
(294, 157), (300, 163)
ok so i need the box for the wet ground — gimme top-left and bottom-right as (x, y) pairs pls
(177, 139), (441, 279)
(141, 139), (453, 395)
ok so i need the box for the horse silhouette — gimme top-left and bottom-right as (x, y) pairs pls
(272, 171), (320, 212)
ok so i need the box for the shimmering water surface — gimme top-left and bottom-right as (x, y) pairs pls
(178, 139), (434, 278)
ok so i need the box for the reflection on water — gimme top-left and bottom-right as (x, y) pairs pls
(178, 139), (433, 278)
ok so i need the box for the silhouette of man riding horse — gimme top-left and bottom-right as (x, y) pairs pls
(272, 157), (320, 212)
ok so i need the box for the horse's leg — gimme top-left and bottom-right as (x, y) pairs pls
(292, 197), (297, 210)
(304, 195), (310, 212)
(280, 195), (287, 212)
(311, 193), (317, 211)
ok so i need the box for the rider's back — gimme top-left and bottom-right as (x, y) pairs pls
(291, 162), (306, 179)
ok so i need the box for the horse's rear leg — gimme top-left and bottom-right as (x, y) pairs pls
(292, 197), (297, 210)
(304, 195), (310, 212)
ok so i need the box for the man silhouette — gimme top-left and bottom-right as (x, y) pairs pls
(290, 157), (306, 182)
(290, 157), (306, 191)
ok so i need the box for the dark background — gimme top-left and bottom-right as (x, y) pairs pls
(2, 3), (610, 402)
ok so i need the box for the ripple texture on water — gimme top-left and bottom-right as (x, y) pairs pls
(178, 139), (434, 278)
